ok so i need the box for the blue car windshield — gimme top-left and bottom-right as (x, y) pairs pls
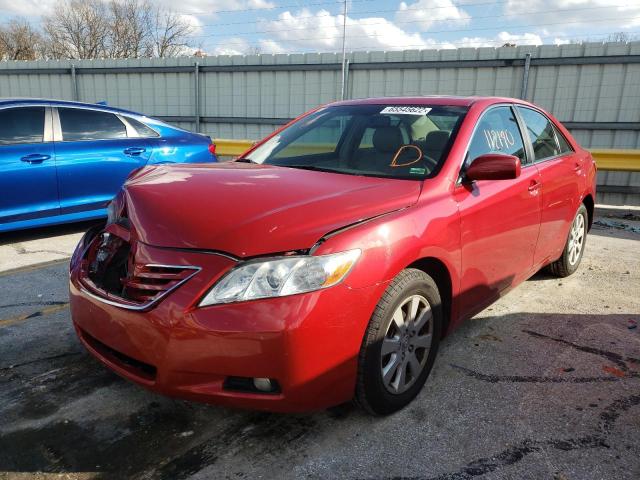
(242, 104), (467, 179)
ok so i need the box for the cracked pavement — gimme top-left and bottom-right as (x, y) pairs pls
(0, 216), (639, 479)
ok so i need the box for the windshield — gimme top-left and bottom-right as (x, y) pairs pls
(242, 104), (467, 179)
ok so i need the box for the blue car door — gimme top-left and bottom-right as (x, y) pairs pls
(53, 106), (151, 214)
(0, 106), (58, 225)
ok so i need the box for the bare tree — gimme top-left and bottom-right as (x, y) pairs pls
(0, 18), (45, 60)
(606, 32), (638, 43)
(148, 9), (195, 58)
(43, 0), (110, 59)
(40, 0), (195, 60)
(109, 0), (153, 58)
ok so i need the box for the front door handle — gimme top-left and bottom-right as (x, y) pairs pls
(21, 154), (51, 164)
(528, 179), (541, 193)
(124, 147), (146, 156)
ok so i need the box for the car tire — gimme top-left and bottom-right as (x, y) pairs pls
(355, 268), (442, 415)
(547, 204), (588, 278)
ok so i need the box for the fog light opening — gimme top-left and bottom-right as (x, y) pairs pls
(253, 377), (273, 392)
(223, 376), (281, 395)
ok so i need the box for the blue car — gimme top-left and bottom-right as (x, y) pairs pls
(0, 99), (217, 232)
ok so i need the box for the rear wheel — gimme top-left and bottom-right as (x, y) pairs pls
(355, 269), (442, 415)
(547, 204), (588, 278)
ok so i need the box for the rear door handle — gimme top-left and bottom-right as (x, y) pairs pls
(574, 162), (583, 172)
(21, 154), (51, 164)
(124, 147), (146, 156)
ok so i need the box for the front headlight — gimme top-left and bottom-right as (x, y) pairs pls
(199, 249), (361, 306)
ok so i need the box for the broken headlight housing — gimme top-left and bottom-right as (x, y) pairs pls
(199, 249), (361, 306)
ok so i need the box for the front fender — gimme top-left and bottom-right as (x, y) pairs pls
(313, 196), (461, 294)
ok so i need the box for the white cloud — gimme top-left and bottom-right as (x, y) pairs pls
(179, 14), (204, 35)
(212, 37), (252, 56)
(396, 0), (471, 30)
(211, 37), (288, 56)
(258, 9), (442, 51)
(258, 39), (286, 54)
(0, 0), (276, 18)
(504, 0), (640, 30)
(454, 32), (543, 48)
(0, 0), (56, 17)
(251, 10), (549, 53)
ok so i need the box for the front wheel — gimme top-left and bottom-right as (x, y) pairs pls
(355, 269), (442, 415)
(547, 204), (588, 278)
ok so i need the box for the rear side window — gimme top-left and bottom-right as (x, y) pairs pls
(125, 116), (159, 137)
(0, 107), (45, 145)
(59, 108), (127, 142)
(517, 107), (561, 161)
(467, 106), (527, 166)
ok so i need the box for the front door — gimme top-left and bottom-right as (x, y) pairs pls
(454, 105), (542, 319)
(0, 106), (58, 226)
(53, 107), (150, 215)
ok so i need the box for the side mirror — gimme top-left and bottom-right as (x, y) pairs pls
(465, 153), (521, 181)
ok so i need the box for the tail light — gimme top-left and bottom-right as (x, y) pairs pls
(208, 143), (216, 155)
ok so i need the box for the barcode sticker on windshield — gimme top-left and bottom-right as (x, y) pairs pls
(380, 106), (432, 115)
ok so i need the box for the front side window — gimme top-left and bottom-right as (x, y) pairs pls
(0, 107), (45, 145)
(517, 107), (562, 161)
(59, 108), (127, 142)
(466, 106), (527, 166)
(244, 104), (467, 179)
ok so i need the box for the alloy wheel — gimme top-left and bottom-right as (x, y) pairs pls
(380, 294), (433, 395)
(568, 212), (586, 266)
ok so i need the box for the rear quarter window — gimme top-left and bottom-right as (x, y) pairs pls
(125, 117), (160, 138)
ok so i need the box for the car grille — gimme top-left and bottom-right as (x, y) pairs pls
(78, 229), (199, 310)
(121, 264), (199, 304)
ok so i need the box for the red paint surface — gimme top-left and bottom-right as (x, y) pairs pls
(69, 96), (597, 411)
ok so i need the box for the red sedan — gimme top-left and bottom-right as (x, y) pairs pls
(69, 96), (596, 414)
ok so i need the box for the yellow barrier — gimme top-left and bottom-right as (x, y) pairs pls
(214, 139), (640, 172)
(590, 149), (640, 172)
(214, 139), (254, 157)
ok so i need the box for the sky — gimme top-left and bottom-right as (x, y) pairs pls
(1, 0), (640, 56)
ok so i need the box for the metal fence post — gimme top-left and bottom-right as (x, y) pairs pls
(520, 53), (531, 100)
(343, 59), (350, 100)
(70, 64), (78, 101)
(194, 62), (200, 133)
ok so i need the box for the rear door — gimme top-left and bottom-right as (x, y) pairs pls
(454, 105), (542, 318)
(515, 106), (580, 266)
(53, 107), (151, 214)
(0, 105), (58, 225)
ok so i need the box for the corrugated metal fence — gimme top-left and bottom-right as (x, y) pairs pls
(1, 42), (639, 204)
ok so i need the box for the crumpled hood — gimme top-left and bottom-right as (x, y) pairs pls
(124, 162), (421, 257)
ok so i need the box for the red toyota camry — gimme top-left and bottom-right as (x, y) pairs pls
(69, 96), (596, 414)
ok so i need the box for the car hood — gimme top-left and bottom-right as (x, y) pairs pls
(124, 162), (421, 257)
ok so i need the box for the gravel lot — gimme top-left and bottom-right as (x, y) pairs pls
(0, 213), (639, 480)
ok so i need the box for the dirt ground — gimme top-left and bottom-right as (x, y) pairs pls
(0, 212), (639, 480)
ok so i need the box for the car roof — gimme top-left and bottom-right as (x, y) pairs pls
(330, 95), (534, 108)
(0, 97), (143, 116)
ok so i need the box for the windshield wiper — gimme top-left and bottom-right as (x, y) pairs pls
(235, 158), (257, 163)
(281, 164), (345, 173)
